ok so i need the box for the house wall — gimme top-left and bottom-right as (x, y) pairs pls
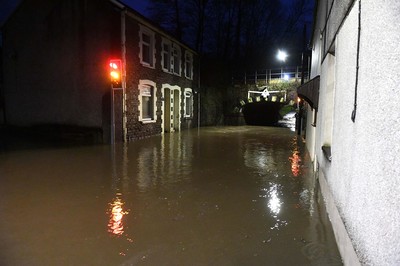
(304, 105), (315, 164)
(309, 0), (326, 79)
(305, 0), (326, 163)
(2, 0), (119, 130)
(123, 14), (197, 141)
(313, 0), (400, 265)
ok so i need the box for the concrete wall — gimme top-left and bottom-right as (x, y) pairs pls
(305, 0), (326, 159)
(313, 0), (400, 265)
(309, 0), (326, 79)
(304, 105), (315, 164)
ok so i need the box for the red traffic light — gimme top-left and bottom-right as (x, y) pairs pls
(109, 59), (122, 88)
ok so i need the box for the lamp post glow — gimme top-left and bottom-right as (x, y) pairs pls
(276, 49), (288, 62)
(277, 49), (288, 80)
(283, 73), (290, 81)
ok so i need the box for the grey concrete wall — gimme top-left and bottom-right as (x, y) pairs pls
(304, 105), (315, 163)
(310, 0), (326, 79)
(315, 1), (400, 265)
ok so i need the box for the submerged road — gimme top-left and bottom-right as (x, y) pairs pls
(0, 126), (342, 265)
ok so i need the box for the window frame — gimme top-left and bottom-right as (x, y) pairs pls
(161, 38), (171, 72)
(139, 25), (156, 68)
(184, 88), (194, 118)
(138, 81), (157, 123)
(184, 51), (194, 80)
(171, 43), (181, 76)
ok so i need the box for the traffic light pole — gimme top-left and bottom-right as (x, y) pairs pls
(109, 58), (123, 144)
(111, 85), (115, 144)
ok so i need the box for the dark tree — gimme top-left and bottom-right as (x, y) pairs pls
(146, 0), (314, 126)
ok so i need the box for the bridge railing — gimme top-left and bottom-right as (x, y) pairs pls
(232, 66), (309, 85)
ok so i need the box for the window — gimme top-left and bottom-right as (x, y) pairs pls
(184, 88), (193, 118)
(184, 51), (193, 79)
(161, 39), (171, 72)
(161, 39), (183, 76)
(139, 81), (157, 123)
(139, 26), (155, 68)
(142, 85), (153, 119)
(171, 43), (181, 76)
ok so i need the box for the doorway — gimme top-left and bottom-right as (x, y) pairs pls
(163, 87), (181, 133)
(173, 90), (180, 131)
(164, 88), (171, 133)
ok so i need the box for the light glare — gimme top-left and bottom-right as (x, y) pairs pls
(277, 50), (288, 62)
(110, 71), (119, 79)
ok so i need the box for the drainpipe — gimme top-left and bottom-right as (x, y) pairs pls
(351, 0), (361, 123)
(198, 91), (201, 128)
(197, 56), (201, 128)
(0, 78), (6, 125)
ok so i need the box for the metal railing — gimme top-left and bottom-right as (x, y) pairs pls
(232, 66), (309, 85)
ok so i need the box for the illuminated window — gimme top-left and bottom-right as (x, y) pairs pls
(138, 81), (157, 123)
(161, 38), (171, 72)
(171, 43), (181, 76)
(184, 88), (193, 118)
(184, 51), (193, 80)
(139, 25), (155, 68)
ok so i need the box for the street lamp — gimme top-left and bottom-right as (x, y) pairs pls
(276, 49), (288, 62)
(283, 73), (290, 81)
(276, 49), (288, 80)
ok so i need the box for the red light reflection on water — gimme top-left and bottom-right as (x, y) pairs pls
(108, 197), (129, 236)
(289, 139), (301, 177)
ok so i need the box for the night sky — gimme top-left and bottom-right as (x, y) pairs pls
(0, 0), (150, 26)
(0, 0), (21, 26)
(0, 0), (314, 68)
(0, 0), (312, 28)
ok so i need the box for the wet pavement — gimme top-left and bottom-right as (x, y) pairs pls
(0, 126), (342, 265)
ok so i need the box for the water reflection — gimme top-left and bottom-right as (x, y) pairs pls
(136, 133), (193, 191)
(137, 146), (159, 191)
(0, 126), (342, 265)
(108, 195), (129, 236)
(108, 145), (131, 240)
(260, 183), (282, 217)
(289, 137), (301, 177)
(243, 141), (277, 175)
(277, 111), (296, 131)
(267, 185), (281, 216)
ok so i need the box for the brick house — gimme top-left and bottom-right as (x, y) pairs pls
(1, 0), (198, 142)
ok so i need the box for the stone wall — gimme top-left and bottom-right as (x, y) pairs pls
(124, 15), (198, 141)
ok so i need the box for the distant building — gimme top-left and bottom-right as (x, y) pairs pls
(1, 0), (198, 142)
(298, 0), (400, 265)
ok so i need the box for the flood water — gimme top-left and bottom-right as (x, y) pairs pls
(0, 126), (342, 265)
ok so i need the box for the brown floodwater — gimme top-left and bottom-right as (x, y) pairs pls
(0, 126), (342, 265)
